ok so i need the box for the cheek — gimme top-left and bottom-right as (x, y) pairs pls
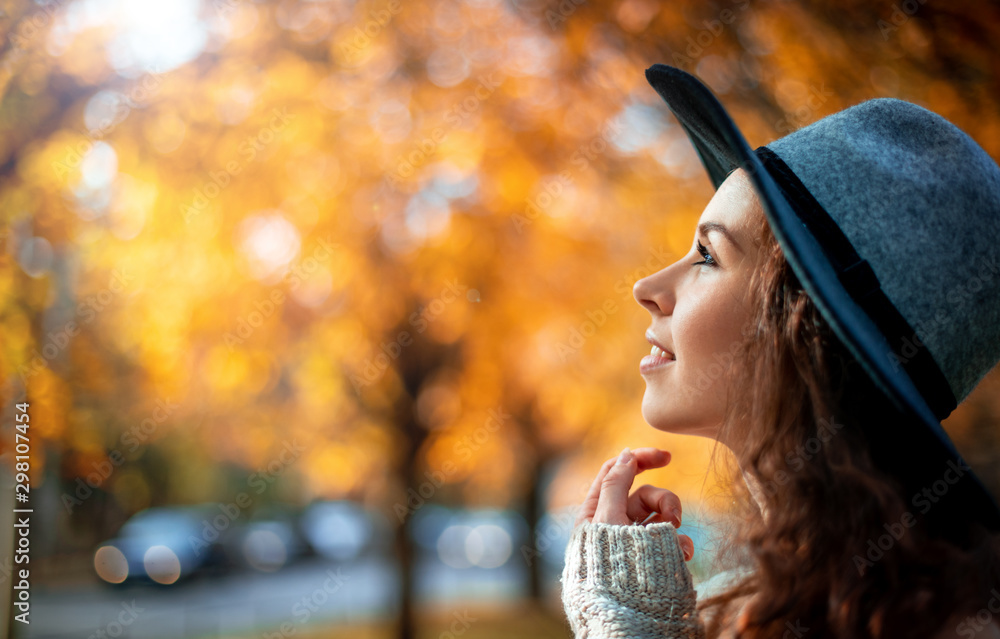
(673, 290), (738, 364)
(672, 292), (753, 401)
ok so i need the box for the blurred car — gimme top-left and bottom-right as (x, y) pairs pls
(224, 504), (308, 573)
(412, 506), (527, 569)
(299, 499), (390, 561)
(93, 504), (231, 586)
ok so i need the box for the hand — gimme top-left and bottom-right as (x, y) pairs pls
(575, 446), (695, 562)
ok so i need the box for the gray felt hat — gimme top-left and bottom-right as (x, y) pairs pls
(644, 63), (1000, 532)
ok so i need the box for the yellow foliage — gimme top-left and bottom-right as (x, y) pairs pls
(1, 0), (998, 516)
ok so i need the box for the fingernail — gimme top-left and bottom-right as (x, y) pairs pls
(616, 447), (633, 465)
(672, 508), (682, 526)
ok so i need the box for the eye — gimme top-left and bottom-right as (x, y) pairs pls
(691, 239), (717, 267)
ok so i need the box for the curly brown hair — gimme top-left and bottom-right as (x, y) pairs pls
(694, 200), (1000, 639)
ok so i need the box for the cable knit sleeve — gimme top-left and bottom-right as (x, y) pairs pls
(560, 521), (705, 639)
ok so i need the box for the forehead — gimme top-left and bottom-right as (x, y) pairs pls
(698, 168), (762, 238)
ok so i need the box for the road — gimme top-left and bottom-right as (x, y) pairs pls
(21, 555), (558, 639)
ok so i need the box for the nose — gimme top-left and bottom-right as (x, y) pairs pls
(633, 262), (678, 316)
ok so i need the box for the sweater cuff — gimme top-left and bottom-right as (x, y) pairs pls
(560, 521), (704, 638)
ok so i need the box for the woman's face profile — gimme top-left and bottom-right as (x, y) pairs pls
(632, 167), (764, 443)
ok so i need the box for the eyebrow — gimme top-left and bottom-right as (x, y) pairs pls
(698, 221), (742, 253)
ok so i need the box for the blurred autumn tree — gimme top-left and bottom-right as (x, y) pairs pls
(2, 0), (1000, 637)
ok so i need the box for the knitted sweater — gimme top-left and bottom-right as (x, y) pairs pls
(560, 521), (751, 638)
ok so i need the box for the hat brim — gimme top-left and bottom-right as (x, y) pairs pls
(644, 63), (1000, 532)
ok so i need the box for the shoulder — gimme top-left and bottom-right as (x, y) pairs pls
(693, 566), (1000, 639)
(694, 566), (753, 600)
(699, 598), (999, 639)
(694, 568), (756, 639)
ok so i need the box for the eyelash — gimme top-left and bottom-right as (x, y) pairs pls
(692, 240), (717, 268)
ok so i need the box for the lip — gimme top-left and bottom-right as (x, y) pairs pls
(640, 353), (675, 374)
(644, 329), (675, 359)
(642, 329), (675, 373)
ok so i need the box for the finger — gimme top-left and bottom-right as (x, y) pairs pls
(592, 448), (640, 525)
(678, 534), (694, 562)
(575, 448), (671, 527)
(575, 448), (670, 526)
(575, 457), (618, 527)
(585, 448), (672, 506)
(633, 447), (672, 473)
(625, 484), (682, 528)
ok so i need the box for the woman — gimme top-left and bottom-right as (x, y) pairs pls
(560, 64), (1000, 639)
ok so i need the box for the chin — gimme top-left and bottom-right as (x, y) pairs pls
(641, 395), (716, 440)
(640, 395), (683, 433)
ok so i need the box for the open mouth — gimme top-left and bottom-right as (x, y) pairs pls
(640, 345), (675, 373)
